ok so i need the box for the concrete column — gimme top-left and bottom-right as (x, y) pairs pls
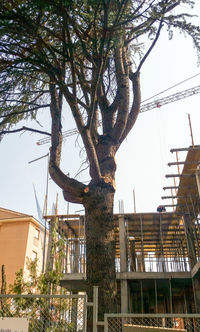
(183, 214), (197, 269)
(129, 239), (136, 272)
(193, 277), (200, 313)
(119, 215), (128, 313)
(74, 238), (80, 273)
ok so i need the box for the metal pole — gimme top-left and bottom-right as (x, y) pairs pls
(176, 152), (181, 175)
(133, 189), (136, 213)
(159, 215), (165, 272)
(171, 188), (175, 212)
(93, 286), (98, 332)
(189, 197), (200, 259)
(83, 293), (87, 332)
(140, 214), (145, 272)
(42, 153), (50, 273)
(187, 113), (195, 148)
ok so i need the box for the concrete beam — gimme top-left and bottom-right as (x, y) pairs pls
(116, 272), (191, 280)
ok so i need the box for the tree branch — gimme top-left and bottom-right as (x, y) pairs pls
(0, 126), (51, 137)
(0, 105), (50, 127)
(111, 46), (130, 142)
(118, 71), (141, 146)
(136, 19), (163, 73)
(48, 84), (86, 204)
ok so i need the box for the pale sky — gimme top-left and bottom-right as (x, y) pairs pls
(0, 4), (200, 219)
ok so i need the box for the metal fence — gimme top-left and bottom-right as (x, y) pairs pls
(0, 293), (87, 331)
(2, 290), (200, 332)
(104, 314), (200, 332)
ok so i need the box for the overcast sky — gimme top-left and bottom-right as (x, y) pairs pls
(0, 3), (200, 219)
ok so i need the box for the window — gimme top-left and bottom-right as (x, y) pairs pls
(34, 228), (40, 240)
(32, 251), (37, 261)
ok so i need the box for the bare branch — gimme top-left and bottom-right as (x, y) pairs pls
(136, 19), (163, 73)
(0, 126), (51, 137)
(0, 105), (50, 127)
(118, 71), (141, 146)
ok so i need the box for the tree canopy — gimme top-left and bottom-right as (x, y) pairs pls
(0, 1), (199, 202)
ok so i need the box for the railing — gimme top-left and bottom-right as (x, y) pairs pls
(63, 238), (86, 274)
(115, 256), (190, 273)
(63, 241), (191, 275)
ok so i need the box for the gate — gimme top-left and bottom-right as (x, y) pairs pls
(0, 293), (87, 331)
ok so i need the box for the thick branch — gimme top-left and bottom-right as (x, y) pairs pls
(118, 71), (141, 146)
(49, 84), (86, 203)
(98, 83), (115, 134)
(49, 163), (86, 204)
(60, 85), (102, 181)
(111, 46), (130, 142)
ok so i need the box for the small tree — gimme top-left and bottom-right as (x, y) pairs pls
(6, 259), (75, 332)
(0, 0), (199, 318)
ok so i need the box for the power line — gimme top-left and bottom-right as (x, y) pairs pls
(141, 72), (200, 104)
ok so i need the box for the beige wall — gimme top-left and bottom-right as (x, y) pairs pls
(0, 217), (49, 290)
(24, 221), (48, 279)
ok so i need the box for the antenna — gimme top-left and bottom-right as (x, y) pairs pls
(133, 189), (136, 213)
(28, 152), (49, 273)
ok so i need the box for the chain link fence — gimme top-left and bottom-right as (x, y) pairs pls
(104, 314), (200, 332)
(0, 293), (87, 332)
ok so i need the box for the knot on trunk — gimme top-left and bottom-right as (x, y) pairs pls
(87, 178), (116, 196)
(100, 156), (117, 173)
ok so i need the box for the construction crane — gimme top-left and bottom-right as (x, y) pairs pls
(37, 84), (200, 145)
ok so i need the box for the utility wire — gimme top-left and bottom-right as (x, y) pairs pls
(141, 72), (200, 104)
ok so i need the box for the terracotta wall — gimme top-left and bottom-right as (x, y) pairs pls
(0, 221), (29, 289)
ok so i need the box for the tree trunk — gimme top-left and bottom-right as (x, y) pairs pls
(0, 265), (7, 314)
(1, 265), (6, 294)
(84, 183), (117, 329)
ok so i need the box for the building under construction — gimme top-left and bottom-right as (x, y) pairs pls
(44, 145), (200, 315)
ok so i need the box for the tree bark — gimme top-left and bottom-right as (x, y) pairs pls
(83, 183), (117, 329)
(1, 264), (6, 294)
(0, 265), (7, 313)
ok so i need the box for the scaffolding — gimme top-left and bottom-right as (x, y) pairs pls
(43, 145), (200, 314)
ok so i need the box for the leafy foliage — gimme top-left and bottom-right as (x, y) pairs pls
(0, 0), (199, 136)
(0, 261), (81, 331)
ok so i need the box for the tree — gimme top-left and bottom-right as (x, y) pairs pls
(1, 259), (76, 332)
(0, 0), (199, 320)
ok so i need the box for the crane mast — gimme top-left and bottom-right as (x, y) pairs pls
(37, 85), (200, 146)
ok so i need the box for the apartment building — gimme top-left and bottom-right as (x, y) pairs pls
(0, 207), (48, 289)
